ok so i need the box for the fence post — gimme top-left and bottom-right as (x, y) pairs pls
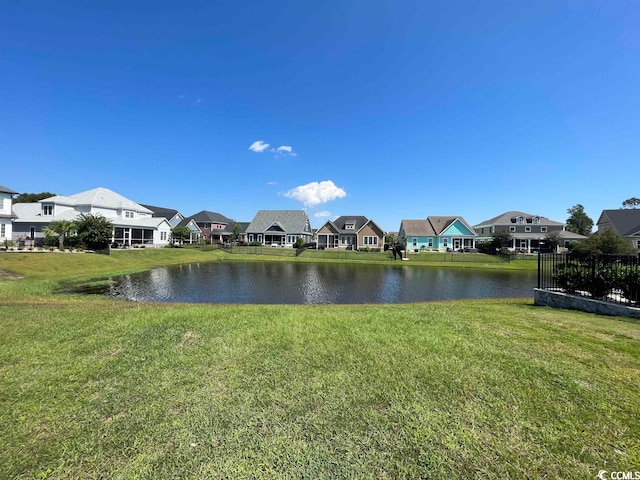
(537, 252), (541, 289)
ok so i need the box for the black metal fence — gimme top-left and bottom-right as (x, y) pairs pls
(537, 253), (640, 306)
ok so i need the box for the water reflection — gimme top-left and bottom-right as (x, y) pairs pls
(102, 262), (536, 304)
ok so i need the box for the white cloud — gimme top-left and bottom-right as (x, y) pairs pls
(276, 145), (296, 156)
(283, 180), (347, 207)
(315, 211), (332, 218)
(249, 140), (270, 153)
(267, 181), (278, 186)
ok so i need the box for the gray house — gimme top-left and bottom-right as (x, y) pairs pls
(246, 210), (312, 247)
(474, 210), (586, 253)
(597, 209), (640, 251)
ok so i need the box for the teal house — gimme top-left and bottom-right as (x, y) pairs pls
(398, 216), (477, 252)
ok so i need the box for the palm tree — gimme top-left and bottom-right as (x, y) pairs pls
(44, 220), (76, 250)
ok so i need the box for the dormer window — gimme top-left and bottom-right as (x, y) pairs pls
(345, 222), (356, 230)
(125, 211), (134, 219)
(532, 216), (539, 224)
(516, 216), (523, 224)
(42, 204), (53, 216)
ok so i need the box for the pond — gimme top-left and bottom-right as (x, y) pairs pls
(90, 262), (537, 304)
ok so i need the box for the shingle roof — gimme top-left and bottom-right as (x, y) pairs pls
(247, 210), (311, 234)
(140, 204), (182, 220)
(185, 210), (233, 224)
(427, 216), (476, 236)
(0, 185), (18, 195)
(474, 211), (563, 227)
(598, 209), (640, 237)
(400, 220), (436, 236)
(12, 203), (77, 222)
(42, 187), (153, 214)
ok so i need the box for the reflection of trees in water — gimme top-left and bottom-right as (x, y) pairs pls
(108, 262), (536, 304)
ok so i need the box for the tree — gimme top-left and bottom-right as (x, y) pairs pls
(44, 220), (76, 250)
(476, 231), (512, 254)
(14, 192), (56, 203)
(170, 226), (191, 246)
(492, 231), (512, 250)
(566, 204), (593, 236)
(75, 213), (114, 250)
(543, 231), (562, 253)
(231, 222), (241, 243)
(622, 197), (640, 208)
(570, 230), (636, 257)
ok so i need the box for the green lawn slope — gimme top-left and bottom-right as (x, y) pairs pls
(0, 250), (638, 478)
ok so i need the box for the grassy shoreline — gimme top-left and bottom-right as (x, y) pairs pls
(1, 250), (638, 478)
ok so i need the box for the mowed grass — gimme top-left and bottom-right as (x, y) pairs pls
(0, 251), (639, 478)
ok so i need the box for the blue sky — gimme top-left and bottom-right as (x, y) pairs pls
(2, 1), (638, 232)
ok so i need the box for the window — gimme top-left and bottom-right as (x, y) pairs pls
(1, 224), (5, 237)
(532, 216), (540, 224)
(525, 227), (531, 232)
(249, 234), (254, 242)
(443, 238), (449, 247)
(364, 236), (378, 245)
(541, 227), (547, 233)
(345, 222), (355, 230)
(516, 216), (523, 224)
(637, 240), (640, 249)
(125, 211), (134, 219)
(412, 237), (418, 247)
(427, 238), (433, 247)
(30, 227), (35, 239)
(510, 226), (516, 232)
(160, 231), (167, 241)
(42, 204), (53, 216)
(490, 226), (495, 234)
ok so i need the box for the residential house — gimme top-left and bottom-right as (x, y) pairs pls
(399, 216), (477, 252)
(316, 216), (385, 250)
(596, 209), (640, 251)
(473, 210), (586, 253)
(177, 210), (236, 244)
(141, 204), (185, 227)
(0, 185), (18, 244)
(12, 187), (172, 247)
(246, 210), (312, 246)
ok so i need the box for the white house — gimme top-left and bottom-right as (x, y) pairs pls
(0, 185), (18, 244)
(12, 187), (172, 248)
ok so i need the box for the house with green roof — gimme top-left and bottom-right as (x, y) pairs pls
(246, 210), (312, 247)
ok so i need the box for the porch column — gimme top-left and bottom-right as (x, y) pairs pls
(128, 228), (133, 246)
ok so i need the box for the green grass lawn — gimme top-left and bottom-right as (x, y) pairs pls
(0, 250), (638, 478)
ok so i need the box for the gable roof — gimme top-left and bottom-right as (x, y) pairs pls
(0, 185), (18, 195)
(400, 220), (436, 237)
(475, 211), (563, 227)
(184, 210), (233, 225)
(597, 209), (640, 237)
(12, 203), (77, 222)
(247, 210), (311, 234)
(140, 204), (183, 220)
(428, 216), (476, 236)
(41, 187), (153, 214)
